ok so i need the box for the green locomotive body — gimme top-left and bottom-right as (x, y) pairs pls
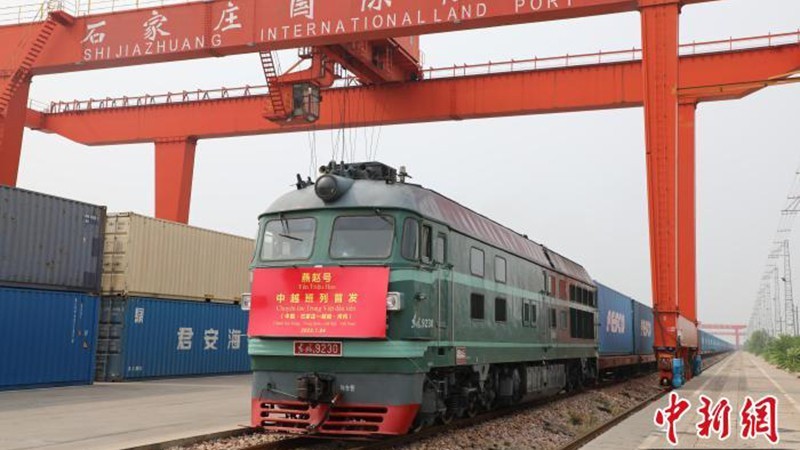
(248, 162), (597, 436)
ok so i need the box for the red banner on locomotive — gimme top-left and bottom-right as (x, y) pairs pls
(248, 267), (390, 339)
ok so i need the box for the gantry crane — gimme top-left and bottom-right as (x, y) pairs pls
(2, 0), (800, 388)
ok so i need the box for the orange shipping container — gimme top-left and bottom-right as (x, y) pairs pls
(102, 213), (254, 302)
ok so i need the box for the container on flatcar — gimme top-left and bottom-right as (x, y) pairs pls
(633, 300), (654, 355)
(0, 186), (105, 293)
(95, 297), (250, 381)
(699, 330), (733, 354)
(596, 283), (634, 355)
(0, 287), (99, 390)
(101, 213), (254, 302)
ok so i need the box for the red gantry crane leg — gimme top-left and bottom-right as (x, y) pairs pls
(0, 10), (70, 186)
(0, 79), (30, 187)
(155, 137), (197, 224)
(678, 99), (698, 329)
(640, 0), (699, 388)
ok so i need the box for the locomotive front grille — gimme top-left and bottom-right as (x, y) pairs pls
(258, 400), (393, 436)
(260, 402), (312, 431)
(321, 405), (388, 433)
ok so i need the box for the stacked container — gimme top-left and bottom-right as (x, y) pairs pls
(96, 213), (254, 381)
(0, 186), (105, 390)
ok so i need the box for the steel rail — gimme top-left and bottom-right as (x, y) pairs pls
(126, 353), (733, 450)
(346, 372), (661, 450)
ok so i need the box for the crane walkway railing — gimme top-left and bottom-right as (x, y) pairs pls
(421, 30), (800, 79)
(0, 0), (205, 25)
(32, 30), (800, 115)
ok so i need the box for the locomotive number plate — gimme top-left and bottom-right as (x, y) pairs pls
(293, 341), (343, 357)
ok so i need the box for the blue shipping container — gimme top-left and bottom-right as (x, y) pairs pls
(596, 283), (634, 356)
(699, 330), (732, 354)
(632, 300), (654, 356)
(0, 287), (98, 390)
(97, 297), (250, 381)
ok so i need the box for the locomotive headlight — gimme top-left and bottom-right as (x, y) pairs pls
(386, 292), (404, 311)
(241, 293), (251, 311)
(315, 174), (353, 202)
(315, 175), (339, 202)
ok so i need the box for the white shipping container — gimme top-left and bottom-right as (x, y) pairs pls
(102, 213), (254, 302)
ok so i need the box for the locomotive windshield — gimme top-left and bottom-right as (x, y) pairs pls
(330, 215), (395, 259)
(260, 217), (316, 261)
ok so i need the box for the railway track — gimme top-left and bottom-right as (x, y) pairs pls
(237, 373), (664, 450)
(556, 352), (730, 450)
(153, 353), (732, 450)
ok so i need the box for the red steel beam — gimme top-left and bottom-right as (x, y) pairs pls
(639, 0), (696, 385)
(699, 324), (747, 330)
(0, 79), (30, 186)
(155, 137), (197, 223)
(678, 99), (697, 327)
(28, 43), (800, 145)
(0, 0), (721, 75)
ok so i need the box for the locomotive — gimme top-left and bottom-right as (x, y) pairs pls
(244, 161), (723, 437)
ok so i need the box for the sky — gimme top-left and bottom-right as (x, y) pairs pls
(14, 0), (800, 334)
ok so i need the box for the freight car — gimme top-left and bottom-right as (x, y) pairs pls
(596, 283), (655, 376)
(699, 330), (734, 356)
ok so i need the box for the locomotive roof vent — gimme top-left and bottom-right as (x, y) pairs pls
(318, 161), (401, 182)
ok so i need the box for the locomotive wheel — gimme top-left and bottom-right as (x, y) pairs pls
(409, 415), (425, 433)
(438, 407), (455, 425)
(466, 392), (480, 418)
(566, 364), (582, 392)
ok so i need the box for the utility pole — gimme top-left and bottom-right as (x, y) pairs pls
(774, 267), (783, 335)
(783, 240), (797, 337)
(764, 283), (773, 336)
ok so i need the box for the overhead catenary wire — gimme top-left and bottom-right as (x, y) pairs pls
(749, 160), (800, 338)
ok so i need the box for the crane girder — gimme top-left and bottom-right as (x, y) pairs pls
(0, 0), (719, 76)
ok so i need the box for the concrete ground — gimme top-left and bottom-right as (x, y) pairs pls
(585, 351), (800, 449)
(0, 374), (251, 450)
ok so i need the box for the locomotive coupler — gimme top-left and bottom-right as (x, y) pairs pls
(296, 373), (336, 405)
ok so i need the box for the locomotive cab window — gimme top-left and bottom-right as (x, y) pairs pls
(434, 234), (446, 264)
(330, 215), (394, 259)
(470, 293), (485, 320)
(494, 256), (507, 283)
(261, 218), (316, 261)
(401, 218), (419, 261)
(470, 247), (485, 277)
(421, 225), (433, 263)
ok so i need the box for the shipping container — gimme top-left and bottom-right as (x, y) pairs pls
(596, 283), (634, 356)
(96, 297), (250, 381)
(0, 186), (105, 292)
(699, 330), (733, 354)
(102, 213), (254, 302)
(632, 300), (654, 355)
(0, 287), (98, 390)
